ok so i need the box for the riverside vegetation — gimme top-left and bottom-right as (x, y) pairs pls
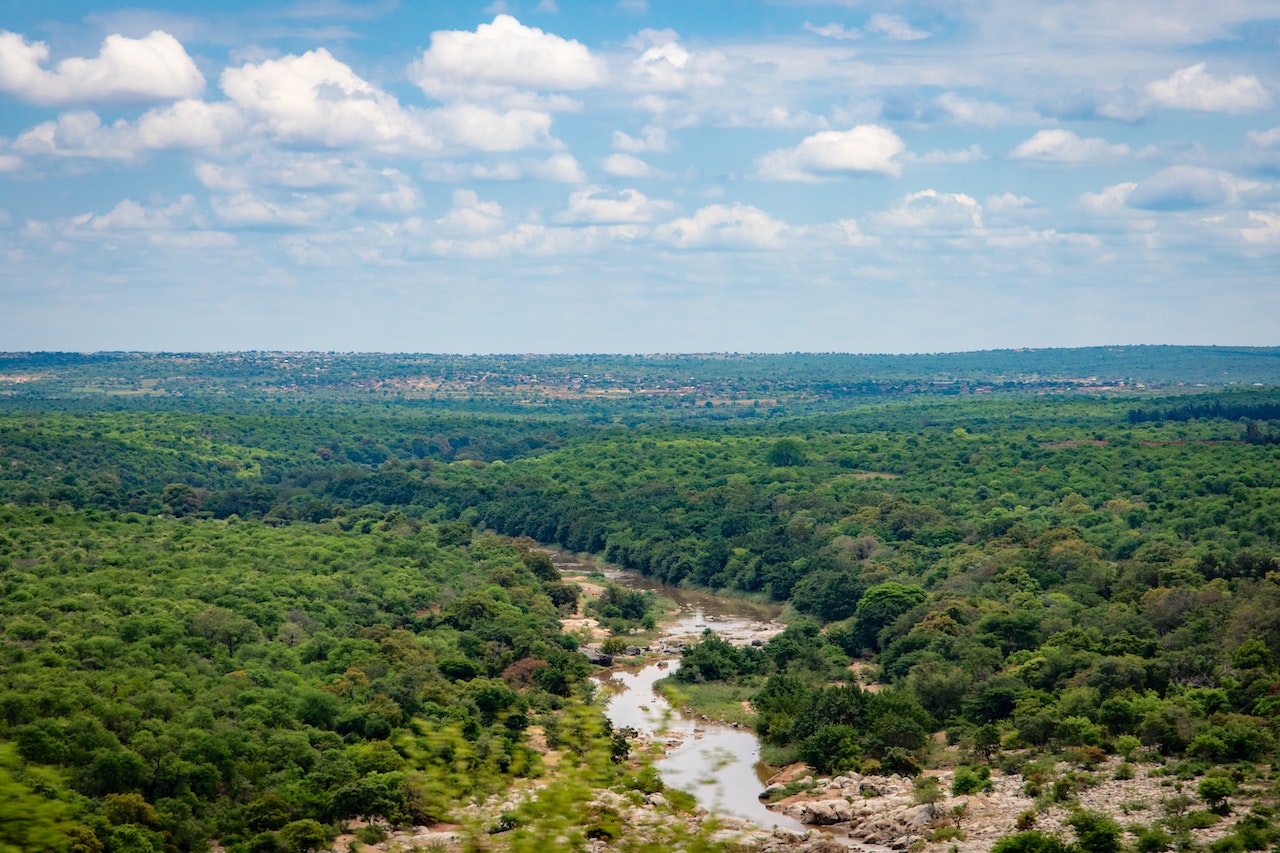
(2, 349), (1280, 852)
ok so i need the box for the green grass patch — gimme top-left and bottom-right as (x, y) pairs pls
(659, 679), (759, 727)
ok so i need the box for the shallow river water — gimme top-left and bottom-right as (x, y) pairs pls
(585, 565), (810, 832)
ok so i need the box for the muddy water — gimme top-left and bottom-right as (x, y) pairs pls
(567, 556), (809, 831)
(598, 657), (808, 831)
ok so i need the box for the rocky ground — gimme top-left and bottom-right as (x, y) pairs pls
(755, 756), (1265, 853)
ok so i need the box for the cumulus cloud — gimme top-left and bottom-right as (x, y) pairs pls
(602, 153), (656, 177)
(211, 191), (335, 227)
(527, 153), (587, 182)
(626, 29), (725, 92)
(58, 195), (203, 235)
(12, 99), (245, 161)
(755, 125), (905, 181)
(0, 30), (203, 105)
(985, 193), (1036, 215)
(410, 15), (605, 102)
(554, 187), (673, 224)
(1080, 182), (1138, 213)
(653, 203), (787, 249)
(428, 103), (555, 152)
(1145, 64), (1270, 114)
(435, 189), (506, 236)
(222, 50), (440, 152)
(1126, 166), (1253, 211)
(613, 125), (668, 153)
(1010, 129), (1130, 163)
(878, 189), (983, 230)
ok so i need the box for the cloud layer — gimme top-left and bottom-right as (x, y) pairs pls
(0, 4), (1276, 352)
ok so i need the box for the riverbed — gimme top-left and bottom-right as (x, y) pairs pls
(549, 550), (809, 831)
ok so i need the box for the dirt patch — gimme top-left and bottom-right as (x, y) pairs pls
(848, 659), (882, 692)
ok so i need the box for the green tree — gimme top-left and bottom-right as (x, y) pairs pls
(1197, 776), (1235, 814)
(278, 819), (330, 853)
(851, 583), (927, 652)
(766, 439), (806, 467)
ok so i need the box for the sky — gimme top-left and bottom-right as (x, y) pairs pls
(0, 1), (1277, 353)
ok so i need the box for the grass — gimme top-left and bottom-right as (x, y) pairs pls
(657, 679), (759, 728)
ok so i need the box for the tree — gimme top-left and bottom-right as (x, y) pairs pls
(974, 724), (1002, 762)
(1197, 775), (1235, 814)
(851, 583), (927, 653)
(912, 775), (944, 821)
(278, 819), (330, 853)
(766, 439), (806, 467)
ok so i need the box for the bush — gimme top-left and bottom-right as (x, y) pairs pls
(797, 725), (860, 775)
(990, 830), (1069, 853)
(952, 766), (993, 795)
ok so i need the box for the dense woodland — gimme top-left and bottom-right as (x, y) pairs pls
(4, 350), (1280, 853)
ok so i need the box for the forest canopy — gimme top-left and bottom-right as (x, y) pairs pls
(2, 350), (1280, 851)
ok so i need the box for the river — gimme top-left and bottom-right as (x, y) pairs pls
(557, 554), (811, 832)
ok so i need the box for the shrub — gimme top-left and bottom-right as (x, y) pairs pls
(953, 766), (994, 795)
(991, 830), (1069, 853)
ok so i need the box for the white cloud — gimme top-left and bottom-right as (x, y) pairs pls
(985, 193), (1036, 215)
(222, 49), (441, 152)
(410, 15), (605, 101)
(435, 190), (506, 236)
(70, 195), (202, 232)
(934, 93), (1031, 127)
(800, 218), (879, 247)
(135, 100), (246, 150)
(1080, 182), (1138, 213)
(865, 14), (929, 41)
(1241, 211), (1280, 245)
(428, 104), (555, 152)
(613, 125), (668, 153)
(1127, 166), (1255, 211)
(0, 154), (24, 172)
(626, 30), (725, 92)
(0, 30), (203, 105)
(1145, 63), (1270, 114)
(1010, 129), (1130, 163)
(1246, 128), (1280, 148)
(804, 22), (860, 41)
(653, 203), (788, 249)
(12, 99), (244, 161)
(528, 153), (587, 182)
(879, 189), (983, 230)
(755, 125), (905, 181)
(602, 153), (656, 177)
(211, 191), (334, 227)
(13, 111), (141, 159)
(555, 187), (673, 224)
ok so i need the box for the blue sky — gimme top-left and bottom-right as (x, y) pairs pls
(1, 0), (1277, 353)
